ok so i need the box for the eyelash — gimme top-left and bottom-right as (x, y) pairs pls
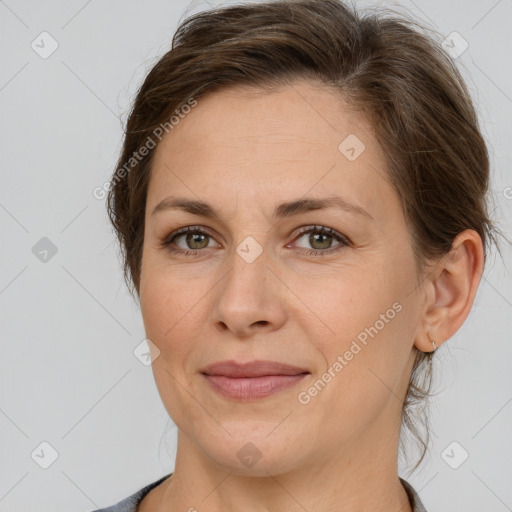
(160, 225), (351, 258)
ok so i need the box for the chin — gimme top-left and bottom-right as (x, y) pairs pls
(195, 424), (306, 476)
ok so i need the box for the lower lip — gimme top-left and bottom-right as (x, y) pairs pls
(202, 373), (308, 401)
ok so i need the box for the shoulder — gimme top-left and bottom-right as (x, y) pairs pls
(88, 473), (173, 512)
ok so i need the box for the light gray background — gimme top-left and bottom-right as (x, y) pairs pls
(1, 0), (511, 511)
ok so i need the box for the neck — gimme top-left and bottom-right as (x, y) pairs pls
(144, 414), (412, 512)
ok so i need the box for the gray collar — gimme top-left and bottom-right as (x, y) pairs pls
(400, 477), (428, 512)
(92, 474), (428, 512)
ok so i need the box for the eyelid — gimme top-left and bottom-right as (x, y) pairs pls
(162, 224), (351, 256)
(290, 225), (351, 247)
(163, 225), (220, 247)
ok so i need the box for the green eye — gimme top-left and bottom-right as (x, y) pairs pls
(162, 224), (350, 257)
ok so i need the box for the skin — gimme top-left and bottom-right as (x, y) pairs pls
(137, 79), (484, 512)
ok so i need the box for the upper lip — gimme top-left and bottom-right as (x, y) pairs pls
(200, 360), (309, 378)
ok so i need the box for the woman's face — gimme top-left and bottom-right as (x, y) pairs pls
(139, 80), (426, 474)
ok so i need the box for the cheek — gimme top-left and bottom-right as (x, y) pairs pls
(290, 258), (396, 342)
(140, 261), (198, 357)
(296, 298), (410, 448)
(140, 256), (228, 381)
(293, 258), (411, 400)
(139, 268), (205, 427)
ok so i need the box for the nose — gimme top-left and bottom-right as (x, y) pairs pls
(210, 243), (288, 338)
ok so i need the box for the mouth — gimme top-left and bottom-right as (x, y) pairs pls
(200, 360), (310, 401)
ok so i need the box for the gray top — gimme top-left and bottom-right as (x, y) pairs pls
(90, 474), (427, 512)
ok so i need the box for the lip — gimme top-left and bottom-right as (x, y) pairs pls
(200, 360), (309, 377)
(200, 360), (310, 401)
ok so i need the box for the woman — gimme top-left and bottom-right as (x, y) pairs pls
(92, 0), (501, 510)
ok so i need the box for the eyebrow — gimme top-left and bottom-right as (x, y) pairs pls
(151, 195), (373, 221)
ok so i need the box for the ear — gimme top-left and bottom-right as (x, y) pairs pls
(414, 229), (485, 352)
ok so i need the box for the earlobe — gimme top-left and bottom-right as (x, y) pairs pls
(414, 229), (484, 353)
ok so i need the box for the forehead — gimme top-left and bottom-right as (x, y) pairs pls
(148, 80), (395, 220)
(156, 80), (371, 152)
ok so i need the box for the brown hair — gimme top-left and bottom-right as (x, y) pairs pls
(106, 0), (503, 472)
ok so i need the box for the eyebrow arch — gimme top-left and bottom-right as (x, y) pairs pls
(151, 195), (373, 221)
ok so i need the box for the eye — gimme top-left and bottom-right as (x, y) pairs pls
(290, 225), (350, 256)
(161, 224), (350, 257)
(161, 226), (218, 257)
